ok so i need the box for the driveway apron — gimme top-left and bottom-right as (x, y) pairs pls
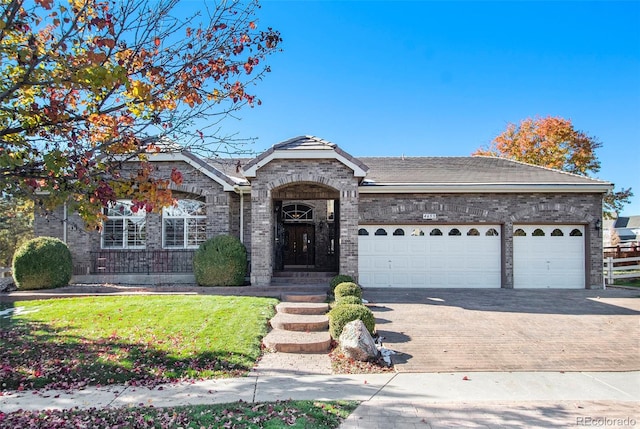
(363, 288), (640, 372)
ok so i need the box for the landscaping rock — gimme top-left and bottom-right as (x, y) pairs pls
(338, 319), (379, 362)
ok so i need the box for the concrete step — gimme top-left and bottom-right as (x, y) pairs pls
(276, 302), (329, 315)
(281, 293), (327, 303)
(270, 313), (329, 332)
(262, 330), (331, 353)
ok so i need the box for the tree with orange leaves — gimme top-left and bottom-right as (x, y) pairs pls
(0, 0), (281, 227)
(474, 116), (632, 218)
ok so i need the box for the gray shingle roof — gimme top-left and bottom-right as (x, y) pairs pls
(357, 156), (609, 185)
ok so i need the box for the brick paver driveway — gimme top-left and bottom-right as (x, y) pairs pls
(363, 288), (640, 372)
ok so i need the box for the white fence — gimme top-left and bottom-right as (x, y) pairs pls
(0, 267), (11, 278)
(604, 256), (640, 285)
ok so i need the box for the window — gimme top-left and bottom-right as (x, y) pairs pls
(551, 228), (564, 236)
(374, 228), (388, 236)
(411, 228), (424, 236)
(163, 199), (207, 248)
(102, 200), (146, 249)
(467, 228), (480, 236)
(326, 200), (335, 222)
(358, 228), (369, 236)
(570, 228), (583, 237)
(393, 228), (405, 236)
(430, 228), (443, 236)
(448, 228), (461, 236)
(532, 228), (545, 236)
(282, 203), (313, 222)
(513, 229), (526, 236)
(486, 228), (499, 236)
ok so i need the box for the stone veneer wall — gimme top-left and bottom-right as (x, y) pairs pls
(358, 192), (604, 289)
(249, 159), (360, 285)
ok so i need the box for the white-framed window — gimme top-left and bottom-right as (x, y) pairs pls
(102, 200), (147, 249)
(162, 199), (207, 248)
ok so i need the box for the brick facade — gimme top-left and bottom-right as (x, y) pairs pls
(248, 159), (360, 285)
(358, 193), (603, 288)
(33, 143), (607, 289)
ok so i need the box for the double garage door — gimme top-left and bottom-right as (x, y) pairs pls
(358, 224), (585, 288)
(358, 225), (502, 288)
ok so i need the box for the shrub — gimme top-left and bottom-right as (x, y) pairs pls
(334, 282), (362, 300)
(328, 303), (375, 339)
(329, 274), (354, 294)
(335, 295), (362, 306)
(12, 237), (72, 290)
(193, 235), (247, 286)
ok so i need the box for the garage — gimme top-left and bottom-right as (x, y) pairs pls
(513, 225), (585, 289)
(358, 224), (502, 288)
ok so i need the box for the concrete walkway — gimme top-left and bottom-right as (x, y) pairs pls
(1, 372), (638, 428)
(2, 287), (639, 427)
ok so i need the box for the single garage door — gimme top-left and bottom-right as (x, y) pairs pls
(513, 225), (585, 289)
(358, 224), (501, 288)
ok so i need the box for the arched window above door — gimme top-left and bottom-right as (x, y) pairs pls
(282, 203), (314, 222)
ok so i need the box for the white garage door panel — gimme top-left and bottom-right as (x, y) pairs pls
(358, 225), (501, 288)
(513, 225), (585, 289)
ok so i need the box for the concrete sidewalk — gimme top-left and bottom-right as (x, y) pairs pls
(1, 372), (638, 428)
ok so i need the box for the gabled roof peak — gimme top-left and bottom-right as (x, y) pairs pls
(273, 135), (337, 150)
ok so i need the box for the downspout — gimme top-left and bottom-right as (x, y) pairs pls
(63, 201), (68, 244)
(239, 189), (244, 244)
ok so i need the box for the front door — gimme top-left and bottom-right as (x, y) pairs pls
(283, 224), (315, 266)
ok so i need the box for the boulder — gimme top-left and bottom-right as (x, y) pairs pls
(338, 319), (379, 361)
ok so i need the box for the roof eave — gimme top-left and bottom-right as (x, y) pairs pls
(358, 183), (614, 194)
(115, 152), (237, 191)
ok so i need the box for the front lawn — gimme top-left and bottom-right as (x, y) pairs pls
(0, 400), (359, 429)
(0, 295), (277, 390)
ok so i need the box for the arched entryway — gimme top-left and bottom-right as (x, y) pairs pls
(272, 183), (340, 273)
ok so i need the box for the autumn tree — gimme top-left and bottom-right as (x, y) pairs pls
(474, 116), (633, 218)
(0, 0), (281, 227)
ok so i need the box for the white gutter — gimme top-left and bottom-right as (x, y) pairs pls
(358, 183), (613, 194)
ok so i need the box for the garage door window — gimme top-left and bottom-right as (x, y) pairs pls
(467, 228), (480, 236)
(486, 228), (499, 236)
(358, 228), (369, 236)
(411, 228), (425, 236)
(430, 228), (443, 236)
(570, 229), (583, 236)
(393, 228), (405, 236)
(514, 228), (526, 236)
(375, 228), (387, 236)
(449, 228), (461, 236)
(551, 229), (564, 236)
(532, 228), (545, 236)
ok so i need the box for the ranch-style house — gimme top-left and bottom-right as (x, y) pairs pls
(34, 135), (612, 289)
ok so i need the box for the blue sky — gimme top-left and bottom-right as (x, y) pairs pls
(217, 1), (640, 215)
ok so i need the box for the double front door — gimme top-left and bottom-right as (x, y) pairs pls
(283, 224), (315, 266)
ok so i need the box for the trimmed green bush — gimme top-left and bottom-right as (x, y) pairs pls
(193, 235), (247, 286)
(329, 274), (354, 294)
(335, 295), (362, 306)
(328, 303), (375, 339)
(334, 282), (362, 300)
(12, 237), (72, 290)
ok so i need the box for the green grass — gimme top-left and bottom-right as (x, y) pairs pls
(612, 278), (640, 287)
(0, 400), (360, 429)
(0, 295), (277, 390)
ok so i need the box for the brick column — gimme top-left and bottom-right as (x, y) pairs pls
(250, 189), (273, 286)
(502, 221), (514, 289)
(339, 189), (359, 280)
